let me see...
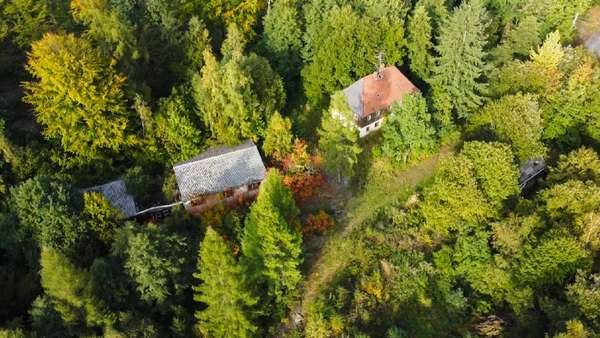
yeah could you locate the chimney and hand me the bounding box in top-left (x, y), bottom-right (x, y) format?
top-left (375, 51), bottom-right (385, 80)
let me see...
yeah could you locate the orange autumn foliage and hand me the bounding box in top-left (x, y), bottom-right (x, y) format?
top-left (304, 210), bottom-right (334, 235)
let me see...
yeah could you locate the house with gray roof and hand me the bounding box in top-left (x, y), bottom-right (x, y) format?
top-left (173, 140), bottom-right (267, 214)
top-left (82, 180), bottom-right (137, 218)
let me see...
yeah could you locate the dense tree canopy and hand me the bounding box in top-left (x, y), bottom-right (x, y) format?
top-left (2, 0), bottom-right (600, 336)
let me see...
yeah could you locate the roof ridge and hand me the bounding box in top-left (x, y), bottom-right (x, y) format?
top-left (174, 141), bottom-right (256, 169)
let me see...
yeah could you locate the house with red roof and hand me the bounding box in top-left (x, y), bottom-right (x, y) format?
top-left (338, 63), bottom-right (418, 137)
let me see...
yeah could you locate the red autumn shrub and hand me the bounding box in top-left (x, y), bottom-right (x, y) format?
top-left (304, 210), bottom-right (334, 235)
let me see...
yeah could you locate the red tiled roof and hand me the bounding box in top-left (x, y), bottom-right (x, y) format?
top-left (360, 66), bottom-right (418, 118)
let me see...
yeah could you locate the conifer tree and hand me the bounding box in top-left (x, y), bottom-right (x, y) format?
top-left (241, 170), bottom-right (302, 319)
top-left (193, 25), bottom-right (285, 145)
top-left (263, 112), bottom-right (294, 161)
top-left (262, 0), bottom-right (302, 85)
top-left (431, 0), bottom-right (489, 119)
top-left (40, 247), bottom-right (105, 327)
top-left (407, 5), bottom-right (434, 81)
top-left (193, 227), bottom-right (257, 338)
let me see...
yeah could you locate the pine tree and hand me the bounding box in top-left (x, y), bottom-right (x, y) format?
top-left (23, 33), bottom-right (133, 164)
top-left (263, 112), bottom-right (294, 161)
top-left (193, 227), bottom-right (257, 338)
top-left (407, 5), bottom-right (434, 81)
top-left (241, 170), bottom-right (302, 319)
top-left (431, 0), bottom-right (489, 119)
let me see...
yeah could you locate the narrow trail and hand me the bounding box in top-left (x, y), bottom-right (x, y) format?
top-left (280, 145), bottom-right (454, 335)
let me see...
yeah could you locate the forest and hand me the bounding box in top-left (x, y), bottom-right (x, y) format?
top-left (1, 0), bottom-right (600, 337)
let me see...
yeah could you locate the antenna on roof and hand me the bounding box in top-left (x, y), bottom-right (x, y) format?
top-left (375, 51), bottom-right (385, 80)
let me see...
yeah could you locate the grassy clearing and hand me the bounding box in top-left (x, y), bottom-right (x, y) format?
top-left (298, 144), bottom-right (454, 316)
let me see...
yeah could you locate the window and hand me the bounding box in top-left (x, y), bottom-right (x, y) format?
top-left (367, 114), bottom-right (372, 121)
top-left (190, 196), bottom-right (206, 207)
top-left (223, 189), bottom-right (234, 198)
top-left (375, 122), bottom-right (379, 127)
top-left (249, 181), bottom-right (261, 190)
top-left (366, 126), bottom-right (370, 132)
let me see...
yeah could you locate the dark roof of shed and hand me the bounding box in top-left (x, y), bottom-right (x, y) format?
top-left (173, 141), bottom-right (266, 202)
top-left (585, 31), bottom-right (600, 57)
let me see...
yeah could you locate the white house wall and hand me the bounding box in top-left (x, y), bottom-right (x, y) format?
top-left (358, 117), bottom-right (384, 138)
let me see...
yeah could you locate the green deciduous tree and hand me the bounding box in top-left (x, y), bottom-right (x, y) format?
top-left (516, 236), bottom-right (591, 289)
top-left (460, 141), bottom-right (520, 209)
top-left (421, 154), bottom-right (493, 238)
top-left (263, 112), bottom-right (294, 161)
top-left (469, 93), bottom-right (546, 162)
top-left (431, 0), bottom-right (489, 119)
top-left (542, 53), bottom-right (600, 149)
top-left (23, 33), bottom-right (134, 163)
top-left (317, 93), bottom-right (362, 183)
top-left (548, 147), bottom-right (600, 185)
top-left (552, 320), bottom-right (591, 338)
top-left (381, 93), bottom-right (437, 164)
top-left (566, 271), bottom-right (600, 323)
top-left (241, 170), bottom-right (302, 319)
top-left (193, 227), bottom-right (257, 338)
top-left (407, 5), bottom-right (434, 81)
top-left (82, 191), bottom-right (119, 245)
top-left (198, 0), bottom-right (262, 41)
top-left (490, 31), bottom-right (567, 98)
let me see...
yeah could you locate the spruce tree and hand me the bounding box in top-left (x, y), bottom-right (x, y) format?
top-left (193, 25), bottom-right (285, 145)
top-left (241, 170), bottom-right (302, 319)
top-left (431, 0), bottom-right (489, 119)
top-left (193, 227), bottom-right (257, 338)
top-left (407, 5), bottom-right (434, 81)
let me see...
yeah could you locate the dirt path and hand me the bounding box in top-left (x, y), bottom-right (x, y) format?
top-left (280, 145), bottom-right (454, 335)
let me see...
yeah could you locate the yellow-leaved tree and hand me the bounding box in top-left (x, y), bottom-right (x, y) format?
top-left (24, 32), bottom-right (134, 164)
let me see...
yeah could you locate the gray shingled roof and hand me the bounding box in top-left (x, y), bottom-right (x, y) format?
top-left (82, 180), bottom-right (137, 218)
top-left (586, 32), bottom-right (600, 58)
top-left (343, 78), bottom-right (364, 117)
top-left (173, 141), bottom-right (266, 202)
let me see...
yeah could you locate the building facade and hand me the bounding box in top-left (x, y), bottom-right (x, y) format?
top-left (173, 141), bottom-right (267, 214)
